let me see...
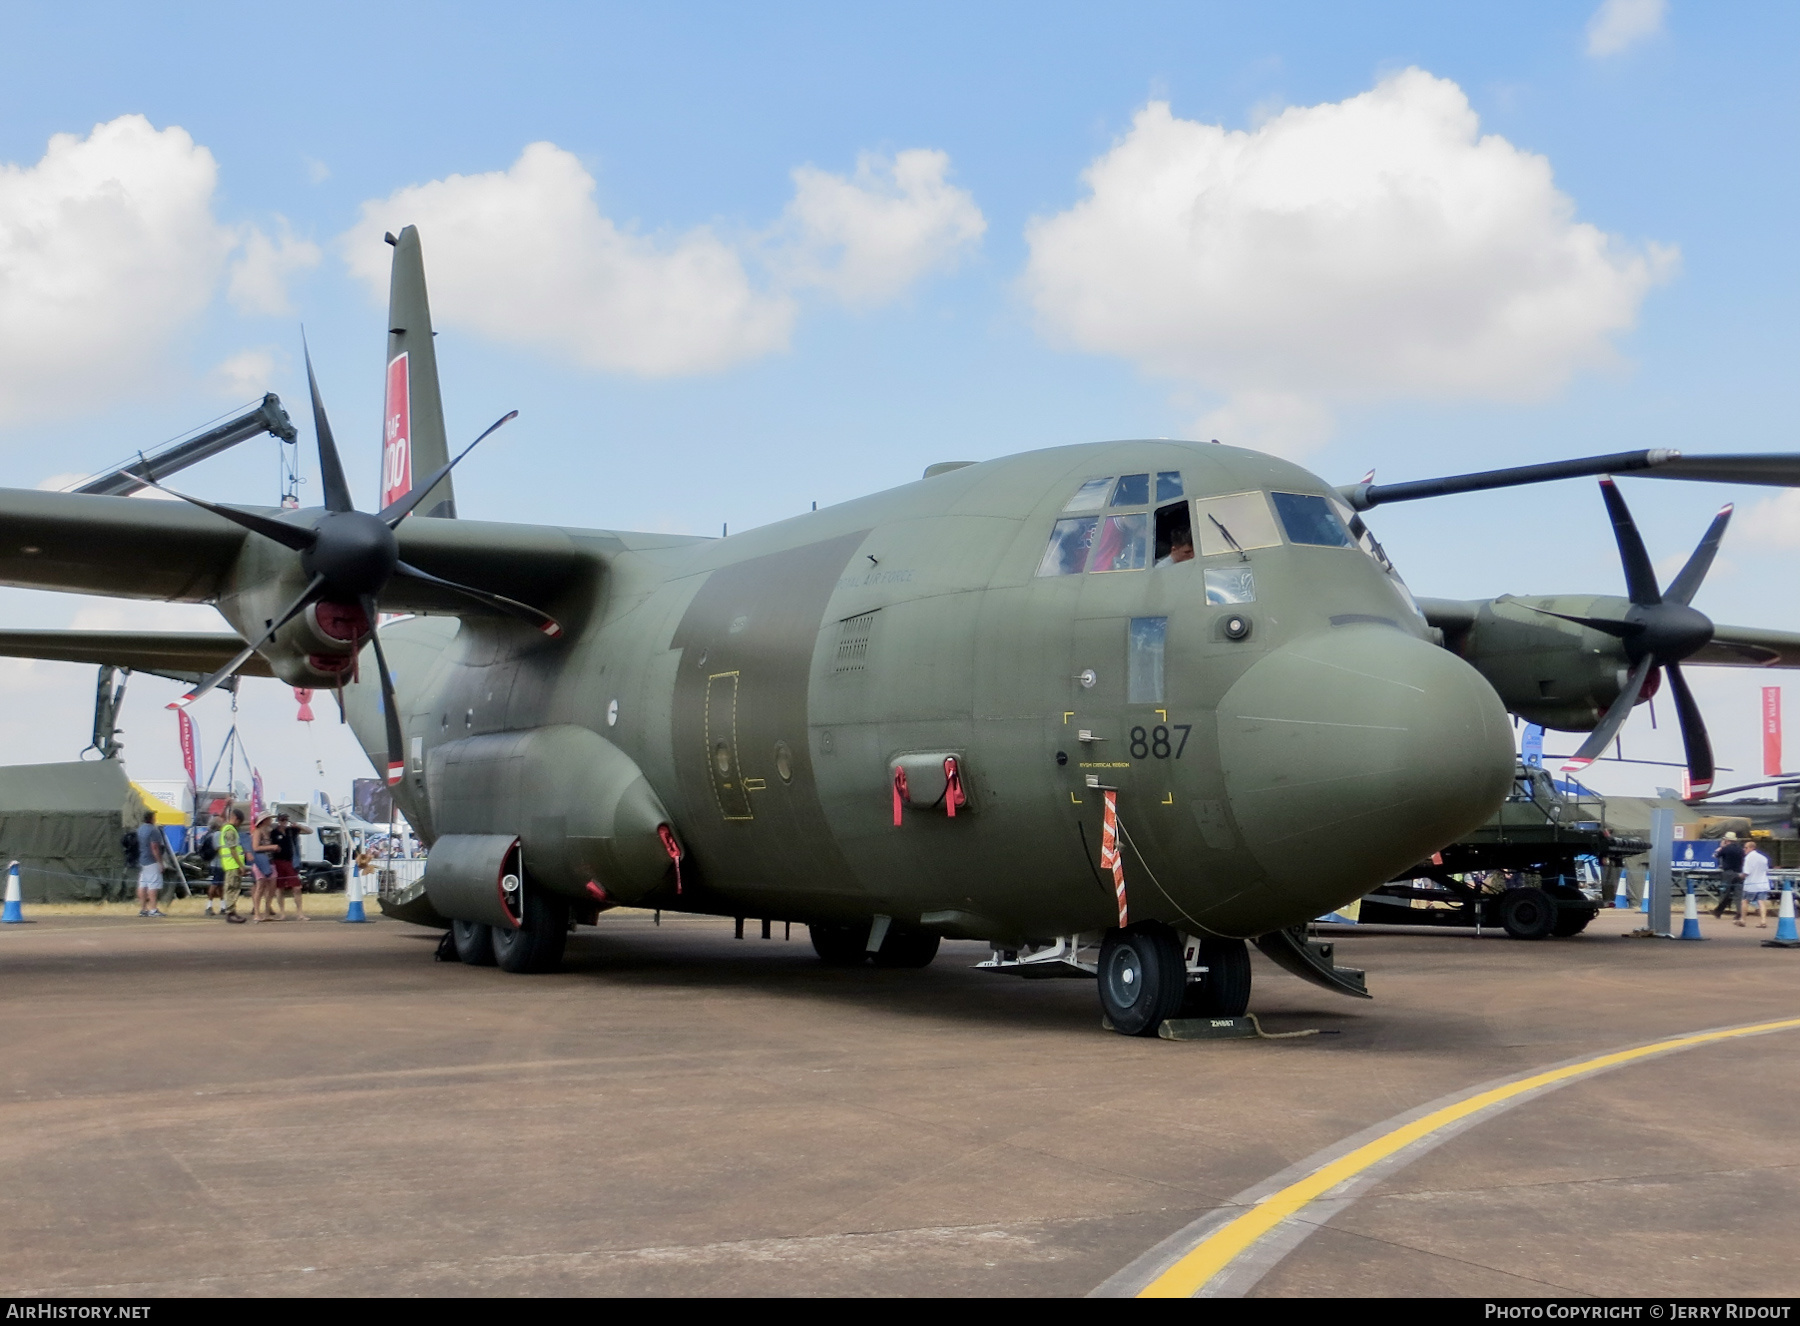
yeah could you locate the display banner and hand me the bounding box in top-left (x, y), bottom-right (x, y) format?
top-left (1764, 687), bottom-right (1782, 777)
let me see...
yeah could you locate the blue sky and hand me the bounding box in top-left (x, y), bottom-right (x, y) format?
top-left (0, 0), bottom-right (1794, 803)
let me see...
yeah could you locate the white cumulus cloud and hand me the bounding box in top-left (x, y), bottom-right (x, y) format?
top-left (208, 346), bottom-right (281, 400)
top-left (1737, 489), bottom-right (1800, 552)
top-left (1023, 69), bottom-right (1676, 457)
top-left (0, 115), bottom-right (233, 426)
top-left (775, 149), bottom-right (985, 307)
top-left (227, 221), bottom-right (320, 315)
top-left (1587, 0), bottom-right (1667, 57)
top-left (342, 142), bottom-right (795, 377)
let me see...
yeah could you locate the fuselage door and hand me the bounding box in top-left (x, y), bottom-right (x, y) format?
top-left (706, 671), bottom-right (755, 821)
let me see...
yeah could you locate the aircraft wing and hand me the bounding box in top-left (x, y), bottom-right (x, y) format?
top-left (0, 487), bottom-right (598, 616)
top-left (1689, 625), bottom-right (1800, 669)
top-left (0, 630), bottom-right (275, 682)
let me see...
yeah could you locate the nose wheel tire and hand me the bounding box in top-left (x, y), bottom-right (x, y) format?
top-left (491, 885), bottom-right (570, 973)
top-left (1180, 935), bottom-right (1252, 1017)
top-left (1499, 887), bottom-right (1557, 941)
top-left (451, 919), bottom-right (496, 966)
top-left (1098, 923), bottom-right (1187, 1036)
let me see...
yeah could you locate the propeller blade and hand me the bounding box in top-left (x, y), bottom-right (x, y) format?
top-left (379, 411), bottom-right (518, 529)
top-left (304, 339), bottom-right (355, 514)
top-left (1664, 503), bottom-right (1734, 607)
top-left (170, 574), bottom-right (328, 707)
top-left (1561, 654), bottom-right (1656, 774)
top-left (1664, 662), bottom-right (1716, 797)
top-left (1597, 479), bottom-right (1661, 607)
top-left (1516, 603), bottom-right (1642, 639)
top-left (1636, 454), bottom-right (1800, 488)
top-left (362, 595), bottom-right (407, 785)
top-left (133, 472), bottom-right (316, 552)
top-left (392, 561), bottom-right (562, 637)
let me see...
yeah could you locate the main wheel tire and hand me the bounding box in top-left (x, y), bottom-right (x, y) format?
top-left (491, 886), bottom-right (570, 973)
top-left (809, 921), bottom-right (871, 967)
top-left (1180, 935), bottom-right (1252, 1017)
top-left (1097, 923), bottom-right (1187, 1036)
top-left (452, 918), bottom-right (496, 966)
top-left (1551, 907), bottom-right (1595, 938)
top-left (1499, 887), bottom-right (1558, 940)
top-left (872, 927), bottom-right (940, 968)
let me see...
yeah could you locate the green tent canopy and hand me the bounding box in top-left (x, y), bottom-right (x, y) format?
top-left (0, 760), bottom-right (145, 903)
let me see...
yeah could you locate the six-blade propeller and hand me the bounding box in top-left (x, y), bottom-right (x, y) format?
top-left (1533, 479), bottom-right (1731, 796)
top-left (146, 343), bottom-right (560, 784)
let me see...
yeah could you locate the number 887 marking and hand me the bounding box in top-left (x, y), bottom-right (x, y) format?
top-left (1129, 724), bottom-right (1190, 760)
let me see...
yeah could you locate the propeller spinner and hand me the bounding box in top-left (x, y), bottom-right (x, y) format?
top-left (146, 343), bottom-right (559, 784)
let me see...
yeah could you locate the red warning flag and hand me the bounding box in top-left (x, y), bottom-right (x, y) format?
top-left (892, 766), bottom-right (909, 826)
top-left (943, 756), bottom-right (965, 818)
top-left (294, 687), bottom-right (316, 723)
top-left (1099, 790), bottom-right (1127, 926)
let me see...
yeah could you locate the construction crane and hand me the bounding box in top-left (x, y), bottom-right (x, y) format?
top-left (72, 394), bottom-right (297, 497)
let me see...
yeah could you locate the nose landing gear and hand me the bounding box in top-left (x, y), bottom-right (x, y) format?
top-left (1098, 923), bottom-right (1254, 1035)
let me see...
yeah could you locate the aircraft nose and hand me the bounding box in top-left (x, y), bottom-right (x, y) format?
top-left (1214, 624), bottom-right (1515, 929)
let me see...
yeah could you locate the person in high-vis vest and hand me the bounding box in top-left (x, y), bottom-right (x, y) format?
top-left (219, 806), bottom-right (249, 924)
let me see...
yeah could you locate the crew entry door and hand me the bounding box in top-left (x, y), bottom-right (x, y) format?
top-left (705, 671), bottom-right (755, 821)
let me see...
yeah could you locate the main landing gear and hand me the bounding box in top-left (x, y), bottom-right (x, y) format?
top-left (1097, 922), bottom-right (1252, 1037)
top-left (440, 882), bottom-right (570, 974)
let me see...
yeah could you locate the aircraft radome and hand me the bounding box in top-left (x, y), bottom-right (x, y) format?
top-left (5, 227), bottom-right (1800, 1036)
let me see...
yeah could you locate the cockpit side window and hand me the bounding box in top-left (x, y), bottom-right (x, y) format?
top-left (1090, 513), bottom-right (1150, 572)
top-left (1270, 492), bottom-right (1355, 548)
top-left (1035, 516), bottom-right (1099, 576)
top-left (1063, 478), bottom-right (1112, 513)
top-left (1155, 471), bottom-right (1184, 502)
top-left (1153, 501), bottom-right (1193, 567)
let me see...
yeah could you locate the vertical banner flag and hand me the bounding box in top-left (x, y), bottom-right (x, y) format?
top-left (1521, 723), bottom-right (1544, 768)
top-left (251, 769), bottom-right (264, 821)
top-left (381, 352), bottom-right (412, 510)
top-left (175, 708), bottom-right (198, 790)
top-left (1100, 790), bottom-right (1128, 926)
top-left (1765, 687), bottom-right (1783, 777)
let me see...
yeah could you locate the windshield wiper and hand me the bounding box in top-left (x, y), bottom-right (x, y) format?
top-left (1209, 514), bottom-right (1249, 562)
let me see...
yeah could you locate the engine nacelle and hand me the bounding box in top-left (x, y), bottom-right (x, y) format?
top-left (1433, 594), bottom-right (1643, 733)
top-left (424, 724), bottom-right (678, 903)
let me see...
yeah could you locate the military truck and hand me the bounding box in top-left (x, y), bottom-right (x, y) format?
top-left (1359, 762), bottom-right (1647, 939)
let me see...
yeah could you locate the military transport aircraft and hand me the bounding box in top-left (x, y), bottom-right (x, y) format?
top-left (4, 227), bottom-right (1800, 1036)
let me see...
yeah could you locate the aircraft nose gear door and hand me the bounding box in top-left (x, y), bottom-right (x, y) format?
top-left (705, 671), bottom-right (754, 821)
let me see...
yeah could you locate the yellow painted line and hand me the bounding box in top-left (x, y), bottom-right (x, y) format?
top-left (1139, 1015), bottom-right (1800, 1298)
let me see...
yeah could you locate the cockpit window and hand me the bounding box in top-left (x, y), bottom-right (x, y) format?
top-left (1153, 502), bottom-right (1193, 566)
top-left (1193, 492), bottom-right (1282, 557)
top-left (1271, 492), bottom-right (1355, 548)
top-left (1035, 516), bottom-right (1099, 576)
top-left (1063, 478), bottom-right (1112, 513)
top-left (1111, 473), bottom-right (1150, 507)
top-left (1090, 513), bottom-right (1150, 572)
top-left (1155, 471), bottom-right (1183, 502)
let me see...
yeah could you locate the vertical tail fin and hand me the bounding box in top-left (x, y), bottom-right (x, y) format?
top-left (382, 226), bottom-right (455, 518)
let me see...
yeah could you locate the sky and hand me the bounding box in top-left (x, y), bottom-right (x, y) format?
top-left (0, 0), bottom-right (1795, 806)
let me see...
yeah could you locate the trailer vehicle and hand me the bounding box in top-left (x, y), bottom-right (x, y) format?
top-left (1358, 762), bottom-right (1647, 939)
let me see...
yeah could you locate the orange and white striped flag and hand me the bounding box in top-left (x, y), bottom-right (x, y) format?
top-left (1100, 790), bottom-right (1127, 926)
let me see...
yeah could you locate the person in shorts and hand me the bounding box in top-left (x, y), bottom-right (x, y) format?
top-left (1740, 842), bottom-right (1772, 928)
top-left (134, 811), bottom-right (165, 917)
top-left (270, 813), bottom-right (313, 920)
top-left (249, 813), bottom-right (277, 922)
top-left (1712, 833), bottom-right (1745, 918)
